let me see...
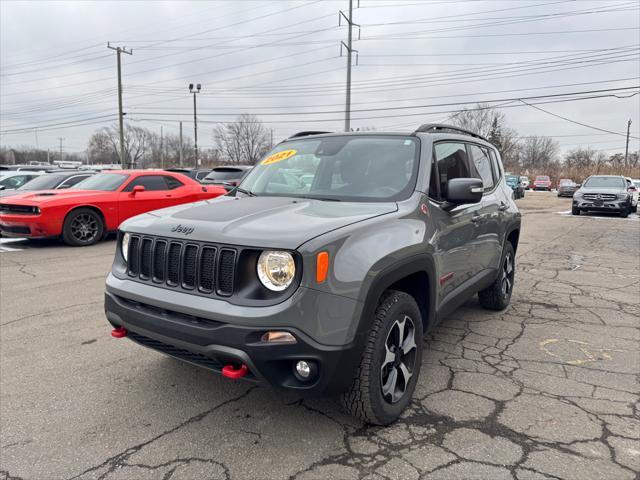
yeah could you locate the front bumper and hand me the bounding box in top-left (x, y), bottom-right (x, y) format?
top-left (104, 281), bottom-right (363, 396)
top-left (0, 213), bottom-right (59, 238)
top-left (573, 198), bottom-right (629, 212)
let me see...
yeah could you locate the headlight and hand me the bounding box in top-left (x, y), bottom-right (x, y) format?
top-left (121, 232), bottom-right (131, 262)
top-left (618, 193), bottom-right (630, 200)
top-left (257, 250), bottom-right (295, 291)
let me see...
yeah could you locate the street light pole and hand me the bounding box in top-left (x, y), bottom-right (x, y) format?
top-left (189, 83), bottom-right (201, 167)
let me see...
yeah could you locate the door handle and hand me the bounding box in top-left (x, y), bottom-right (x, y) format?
top-left (471, 215), bottom-right (482, 223)
top-left (498, 203), bottom-right (508, 211)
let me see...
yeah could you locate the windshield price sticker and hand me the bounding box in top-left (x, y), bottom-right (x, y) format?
top-left (262, 149), bottom-right (297, 165)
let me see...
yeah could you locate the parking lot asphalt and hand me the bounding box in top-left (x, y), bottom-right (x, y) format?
top-left (1, 192), bottom-right (638, 480)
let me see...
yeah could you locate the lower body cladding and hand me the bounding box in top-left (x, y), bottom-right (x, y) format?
top-left (104, 283), bottom-right (363, 397)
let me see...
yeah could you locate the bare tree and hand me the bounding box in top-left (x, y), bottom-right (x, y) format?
top-left (449, 103), bottom-right (505, 138)
top-left (564, 147), bottom-right (606, 169)
top-left (213, 114), bottom-right (271, 165)
top-left (520, 136), bottom-right (559, 170)
top-left (87, 124), bottom-right (152, 167)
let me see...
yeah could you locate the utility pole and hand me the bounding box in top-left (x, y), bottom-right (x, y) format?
top-left (624, 119), bottom-right (632, 166)
top-left (160, 126), bottom-right (164, 168)
top-left (108, 42), bottom-right (133, 169)
top-left (58, 137), bottom-right (64, 163)
top-left (270, 128), bottom-right (274, 147)
top-left (47, 148), bottom-right (50, 164)
top-left (340, 0), bottom-right (359, 132)
top-left (179, 121), bottom-right (184, 167)
top-left (34, 127), bottom-right (39, 150)
top-left (189, 83), bottom-right (201, 167)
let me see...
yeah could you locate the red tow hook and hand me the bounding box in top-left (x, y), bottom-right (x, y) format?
top-left (111, 327), bottom-right (128, 338)
top-left (222, 364), bottom-right (248, 379)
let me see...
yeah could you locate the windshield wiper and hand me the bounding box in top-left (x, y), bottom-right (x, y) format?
top-left (233, 187), bottom-right (258, 197)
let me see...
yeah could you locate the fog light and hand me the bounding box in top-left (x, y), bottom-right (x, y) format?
top-left (261, 331), bottom-right (296, 344)
top-left (296, 361), bottom-right (311, 378)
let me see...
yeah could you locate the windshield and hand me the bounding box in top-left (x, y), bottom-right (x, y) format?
top-left (559, 179), bottom-right (573, 185)
top-left (72, 173), bottom-right (129, 191)
top-left (536, 176), bottom-right (550, 181)
top-left (17, 174), bottom-right (65, 191)
top-left (583, 176), bottom-right (625, 189)
top-left (240, 135), bottom-right (419, 201)
top-left (205, 168), bottom-right (246, 181)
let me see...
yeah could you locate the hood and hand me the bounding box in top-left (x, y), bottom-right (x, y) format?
top-left (121, 195), bottom-right (398, 249)
top-left (0, 189), bottom-right (110, 204)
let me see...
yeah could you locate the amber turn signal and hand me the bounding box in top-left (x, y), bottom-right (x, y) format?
top-left (316, 251), bottom-right (329, 284)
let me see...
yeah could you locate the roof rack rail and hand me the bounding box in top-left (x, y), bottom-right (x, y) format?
top-left (414, 123), bottom-right (488, 142)
top-left (287, 131), bottom-right (332, 140)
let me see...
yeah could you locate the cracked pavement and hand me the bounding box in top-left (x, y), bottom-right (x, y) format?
top-left (1, 192), bottom-right (638, 480)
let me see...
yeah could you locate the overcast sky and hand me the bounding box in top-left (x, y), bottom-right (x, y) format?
top-left (1, 0), bottom-right (639, 156)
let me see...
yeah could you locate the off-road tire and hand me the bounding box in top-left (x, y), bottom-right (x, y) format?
top-left (62, 208), bottom-right (104, 246)
top-left (478, 242), bottom-right (515, 311)
top-left (341, 290), bottom-right (423, 425)
top-left (572, 206), bottom-right (580, 215)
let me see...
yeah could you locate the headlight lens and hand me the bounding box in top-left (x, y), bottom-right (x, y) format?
top-left (121, 232), bottom-right (131, 262)
top-left (257, 250), bottom-right (295, 291)
top-left (617, 193), bottom-right (629, 200)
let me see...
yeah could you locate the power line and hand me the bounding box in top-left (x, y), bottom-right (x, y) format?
top-left (519, 100), bottom-right (640, 140)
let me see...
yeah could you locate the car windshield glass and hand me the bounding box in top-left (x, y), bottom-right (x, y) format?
top-left (240, 135), bottom-right (419, 201)
top-left (72, 173), bottom-right (129, 191)
top-left (536, 176), bottom-right (549, 181)
top-left (17, 174), bottom-right (65, 190)
top-left (205, 169), bottom-right (244, 181)
top-left (559, 180), bottom-right (573, 185)
top-left (583, 176), bottom-right (625, 188)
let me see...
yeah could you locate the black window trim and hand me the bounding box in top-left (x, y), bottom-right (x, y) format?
top-left (466, 141), bottom-right (501, 196)
top-left (122, 174), bottom-right (172, 192)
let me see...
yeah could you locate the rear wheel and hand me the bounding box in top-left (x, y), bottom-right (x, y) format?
top-left (341, 290), bottom-right (423, 425)
top-left (478, 242), bottom-right (515, 311)
top-left (632, 204), bottom-right (637, 213)
top-left (572, 206), bottom-right (581, 215)
top-left (62, 208), bottom-right (104, 246)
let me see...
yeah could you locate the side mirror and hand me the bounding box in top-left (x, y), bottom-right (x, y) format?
top-left (130, 185), bottom-right (145, 196)
top-left (445, 178), bottom-right (483, 205)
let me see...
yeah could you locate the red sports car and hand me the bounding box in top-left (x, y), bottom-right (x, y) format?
top-left (0, 170), bottom-right (226, 246)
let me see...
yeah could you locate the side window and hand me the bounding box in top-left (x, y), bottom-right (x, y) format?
top-left (489, 150), bottom-right (502, 183)
top-left (164, 176), bottom-right (184, 190)
top-left (123, 175), bottom-right (169, 192)
top-left (58, 175), bottom-right (90, 189)
top-left (469, 145), bottom-right (495, 191)
top-left (196, 171), bottom-right (208, 181)
top-left (431, 142), bottom-right (471, 200)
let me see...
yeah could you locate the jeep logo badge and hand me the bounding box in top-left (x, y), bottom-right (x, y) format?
top-left (171, 224), bottom-right (195, 235)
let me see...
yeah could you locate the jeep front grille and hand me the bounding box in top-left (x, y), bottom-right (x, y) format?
top-left (126, 235), bottom-right (237, 297)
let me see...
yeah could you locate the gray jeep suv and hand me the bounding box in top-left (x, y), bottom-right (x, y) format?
top-left (104, 124), bottom-right (521, 424)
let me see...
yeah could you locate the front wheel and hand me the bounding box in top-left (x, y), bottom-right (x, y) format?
top-left (341, 290), bottom-right (423, 425)
top-left (62, 208), bottom-right (104, 246)
top-left (572, 206), bottom-right (581, 215)
top-left (478, 242), bottom-right (515, 311)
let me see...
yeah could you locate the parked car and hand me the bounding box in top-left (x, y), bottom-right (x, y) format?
top-left (164, 168), bottom-right (211, 182)
top-left (520, 176), bottom-right (530, 190)
top-left (557, 178), bottom-right (578, 197)
top-left (533, 175), bottom-right (552, 191)
top-left (505, 174), bottom-right (524, 199)
top-left (572, 175), bottom-right (634, 217)
top-left (0, 171), bottom-right (44, 191)
top-left (0, 170), bottom-right (226, 246)
top-left (105, 124), bottom-right (521, 425)
top-left (0, 170), bottom-right (95, 198)
top-left (624, 177), bottom-right (638, 212)
top-left (201, 165), bottom-right (253, 191)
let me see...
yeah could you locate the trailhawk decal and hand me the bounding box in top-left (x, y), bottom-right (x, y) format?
top-left (262, 149), bottom-right (297, 165)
